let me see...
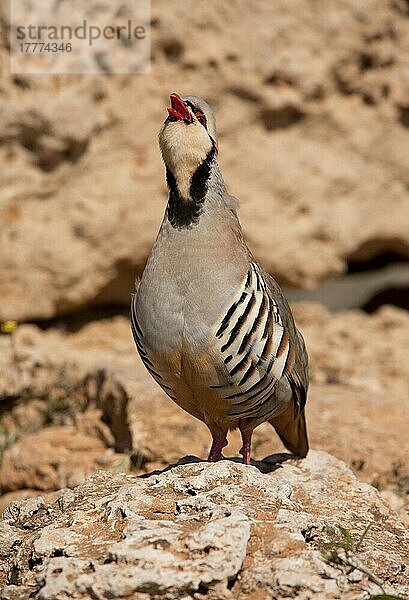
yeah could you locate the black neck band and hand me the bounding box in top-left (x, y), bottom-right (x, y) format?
top-left (166, 145), bottom-right (216, 229)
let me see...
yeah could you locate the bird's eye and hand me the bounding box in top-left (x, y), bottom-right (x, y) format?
top-left (195, 112), bottom-right (207, 128)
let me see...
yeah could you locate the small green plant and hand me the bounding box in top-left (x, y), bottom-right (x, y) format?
top-left (321, 524), bottom-right (404, 600)
top-left (322, 522), bottom-right (372, 564)
top-left (370, 596), bottom-right (406, 600)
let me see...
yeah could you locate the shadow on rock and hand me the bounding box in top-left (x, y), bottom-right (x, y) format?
top-left (139, 452), bottom-right (296, 478)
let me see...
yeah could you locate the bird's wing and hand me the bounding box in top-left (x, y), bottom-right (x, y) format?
top-left (130, 290), bottom-right (177, 400)
top-left (264, 270), bottom-right (309, 413)
top-left (211, 261), bottom-right (308, 420)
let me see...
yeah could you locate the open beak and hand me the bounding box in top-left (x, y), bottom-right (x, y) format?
top-left (167, 92), bottom-right (192, 122)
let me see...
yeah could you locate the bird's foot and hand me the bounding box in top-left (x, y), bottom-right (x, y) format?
top-left (239, 432), bottom-right (252, 465)
top-left (207, 437), bottom-right (228, 462)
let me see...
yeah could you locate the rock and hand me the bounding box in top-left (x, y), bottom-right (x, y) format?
top-left (0, 452), bottom-right (408, 599)
top-left (0, 490), bottom-right (62, 516)
top-left (1, 1), bottom-right (409, 320)
top-left (292, 303), bottom-right (409, 398)
top-left (0, 319), bottom-right (133, 498)
top-left (0, 426), bottom-right (118, 492)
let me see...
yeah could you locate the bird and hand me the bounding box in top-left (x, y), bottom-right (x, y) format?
top-left (131, 92), bottom-right (309, 464)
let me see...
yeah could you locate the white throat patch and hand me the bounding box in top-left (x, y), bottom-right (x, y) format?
top-left (159, 120), bottom-right (213, 199)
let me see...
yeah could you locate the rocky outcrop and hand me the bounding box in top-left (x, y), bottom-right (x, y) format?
top-left (1, 0), bottom-right (409, 320)
top-left (0, 452), bottom-right (408, 599)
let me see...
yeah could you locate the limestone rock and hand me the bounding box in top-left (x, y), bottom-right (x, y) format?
top-left (0, 427), bottom-right (117, 493)
top-left (0, 453), bottom-right (408, 599)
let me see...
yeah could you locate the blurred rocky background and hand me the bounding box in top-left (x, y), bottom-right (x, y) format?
top-left (0, 1), bottom-right (408, 598)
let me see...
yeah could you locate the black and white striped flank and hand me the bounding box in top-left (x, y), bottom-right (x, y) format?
top-left (213, 262), bottom-right (291, 420)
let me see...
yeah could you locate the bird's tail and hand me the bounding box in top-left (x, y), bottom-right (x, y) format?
top-left (269, 404), bottom-right (309, 458)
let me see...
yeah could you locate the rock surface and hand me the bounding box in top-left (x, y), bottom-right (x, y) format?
top-left (0, 426), bottom-right (118, 493)
top-left (1, 0), bottom-right (409, 320)
top-left (0, 452), bottom-right (408, 599)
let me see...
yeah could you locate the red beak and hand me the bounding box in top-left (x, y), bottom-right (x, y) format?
top-left (167, 93), bottom-right (192, 122)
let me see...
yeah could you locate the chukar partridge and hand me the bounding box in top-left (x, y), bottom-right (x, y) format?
top-left (131, 93), bottom-right (309, 464)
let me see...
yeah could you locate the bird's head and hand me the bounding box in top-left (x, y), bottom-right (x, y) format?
top-left (159, 93), bottom-right (217, 198)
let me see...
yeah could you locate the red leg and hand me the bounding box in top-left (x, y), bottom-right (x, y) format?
top-left (208, 437), bottom-right (228, 462)
top-left (239, 431), bottom-right (252, 465)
